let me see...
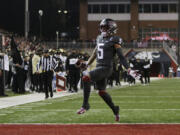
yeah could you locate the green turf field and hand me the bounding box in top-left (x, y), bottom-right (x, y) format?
top-left (0, 78), bottom-right (180, 124)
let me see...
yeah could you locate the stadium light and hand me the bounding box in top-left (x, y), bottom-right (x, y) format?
top-left (38, 10), bottom-right (43, 39)
top-left (25, 0), bottom-right (29, 39)
top-left (64, 10), bottom-right (68, 14)
top-left (58, 10), bottom-right (62, 14)
top-left (57, 10), bottom-right (68, 14)
top-left (56, 31), bottom-right (59, 49)
top-left (38, 10), bottom-right (43, 16)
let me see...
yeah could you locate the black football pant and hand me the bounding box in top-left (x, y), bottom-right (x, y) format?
top-left (37, 73), bottom-right (43, 92)
top-left (69, 70), bottom-right (80, 92)
top-left (82, 80), bottom-right (117, 115)
top-left (33, 73), bottom-right (43, 92)
top-left (82, 66), bottom-right (117, 115)
top-left (7, 70), bottom-right (12, 88)
top-left (12, 69), bottom-right (26, 93)
top-left (114, 70), bottom-right (121, 85)
top-left (32, 74), bottom-right (38, 91)
top-left (144, 70), bottom-right (150, 84)
top-left (43, 71), bottom-right (53, 98)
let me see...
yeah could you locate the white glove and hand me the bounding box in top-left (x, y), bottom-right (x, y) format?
top-left (128, 69), bottom-right (141, 80)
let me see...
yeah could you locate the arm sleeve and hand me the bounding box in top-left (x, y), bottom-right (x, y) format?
top-left (116, 47), bottom-right (129, 70)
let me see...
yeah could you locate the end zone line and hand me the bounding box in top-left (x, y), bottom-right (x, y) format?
top-left (0, 123), bottom-right (180, 125)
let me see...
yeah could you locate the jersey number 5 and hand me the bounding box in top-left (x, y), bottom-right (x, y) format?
top-left (97, 43), bottom-right (104, 59)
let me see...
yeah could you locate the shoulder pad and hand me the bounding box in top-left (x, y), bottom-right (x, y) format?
top-left (110, 36), bottom-right (123, 45)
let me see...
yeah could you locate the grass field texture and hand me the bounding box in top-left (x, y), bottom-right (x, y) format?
top-left (0, 78), bottom-right (180, 124)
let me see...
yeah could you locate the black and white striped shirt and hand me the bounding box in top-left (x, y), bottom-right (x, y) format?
top-left (37, 55), bottom-right (57, 72)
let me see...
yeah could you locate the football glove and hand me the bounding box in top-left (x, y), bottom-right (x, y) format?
top-left (75, 59), bottom-right (88, 71)
top-left (128, 69), bottom-right (141, 80)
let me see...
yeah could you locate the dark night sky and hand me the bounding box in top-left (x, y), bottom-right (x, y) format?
top-left (0, 0), bottom-right (79, 39)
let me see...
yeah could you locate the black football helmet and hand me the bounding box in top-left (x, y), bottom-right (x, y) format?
top-left (100, 18), bottom-right (117, 37)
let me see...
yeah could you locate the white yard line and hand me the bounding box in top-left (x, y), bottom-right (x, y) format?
top-left (91, 96), bottom-right (180, 98)
top-left (71, 101), bottom-right (180, 104)
top-left (4, 108), bottom-right (180, 112)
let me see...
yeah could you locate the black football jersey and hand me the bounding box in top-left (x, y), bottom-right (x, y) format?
top-left (96, 35), bottom-right (123, 67)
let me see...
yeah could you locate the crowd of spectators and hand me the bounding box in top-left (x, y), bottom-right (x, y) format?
top-left (0, 35), bottom-right (93, 97)
top-left (0, 34), bottom-right (180, 97)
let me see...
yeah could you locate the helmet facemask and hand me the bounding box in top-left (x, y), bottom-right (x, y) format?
top-left (100, 19), bottom-right (118, 38)
top-left (100, 25), bottom-right (109, 37)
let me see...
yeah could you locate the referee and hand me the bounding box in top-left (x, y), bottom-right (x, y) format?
top-left (37, 50), bottom-right (57, 99)
top-left (0, 53), bottom-right (8, 96)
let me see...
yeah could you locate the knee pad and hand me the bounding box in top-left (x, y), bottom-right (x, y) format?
top-left (82, 75), bottom-right (91, 82)
top-left (98, 90), bottom-right (106, 96)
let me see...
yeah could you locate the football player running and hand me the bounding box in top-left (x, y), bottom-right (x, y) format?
top-left (76, 18), bottom-right (139, 122)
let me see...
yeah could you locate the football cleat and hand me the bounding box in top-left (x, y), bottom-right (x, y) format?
top-left (77, 107), bottom-right (87, 114)
top-left (114, 106), bottom-right (120, 122)
top-left (115, 115), bottom-right (120, 122)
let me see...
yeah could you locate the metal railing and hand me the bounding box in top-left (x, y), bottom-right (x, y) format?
top-left (44, 41), bottom-right (164, 49)
top-left (45, 41), bottom-right (96, 50)
top-left (163, 41), bottom-right (178, 65)
top-left (44, 41), bottom-right (179, 65)
top-left (122, 42), bottom-right (163, 49)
